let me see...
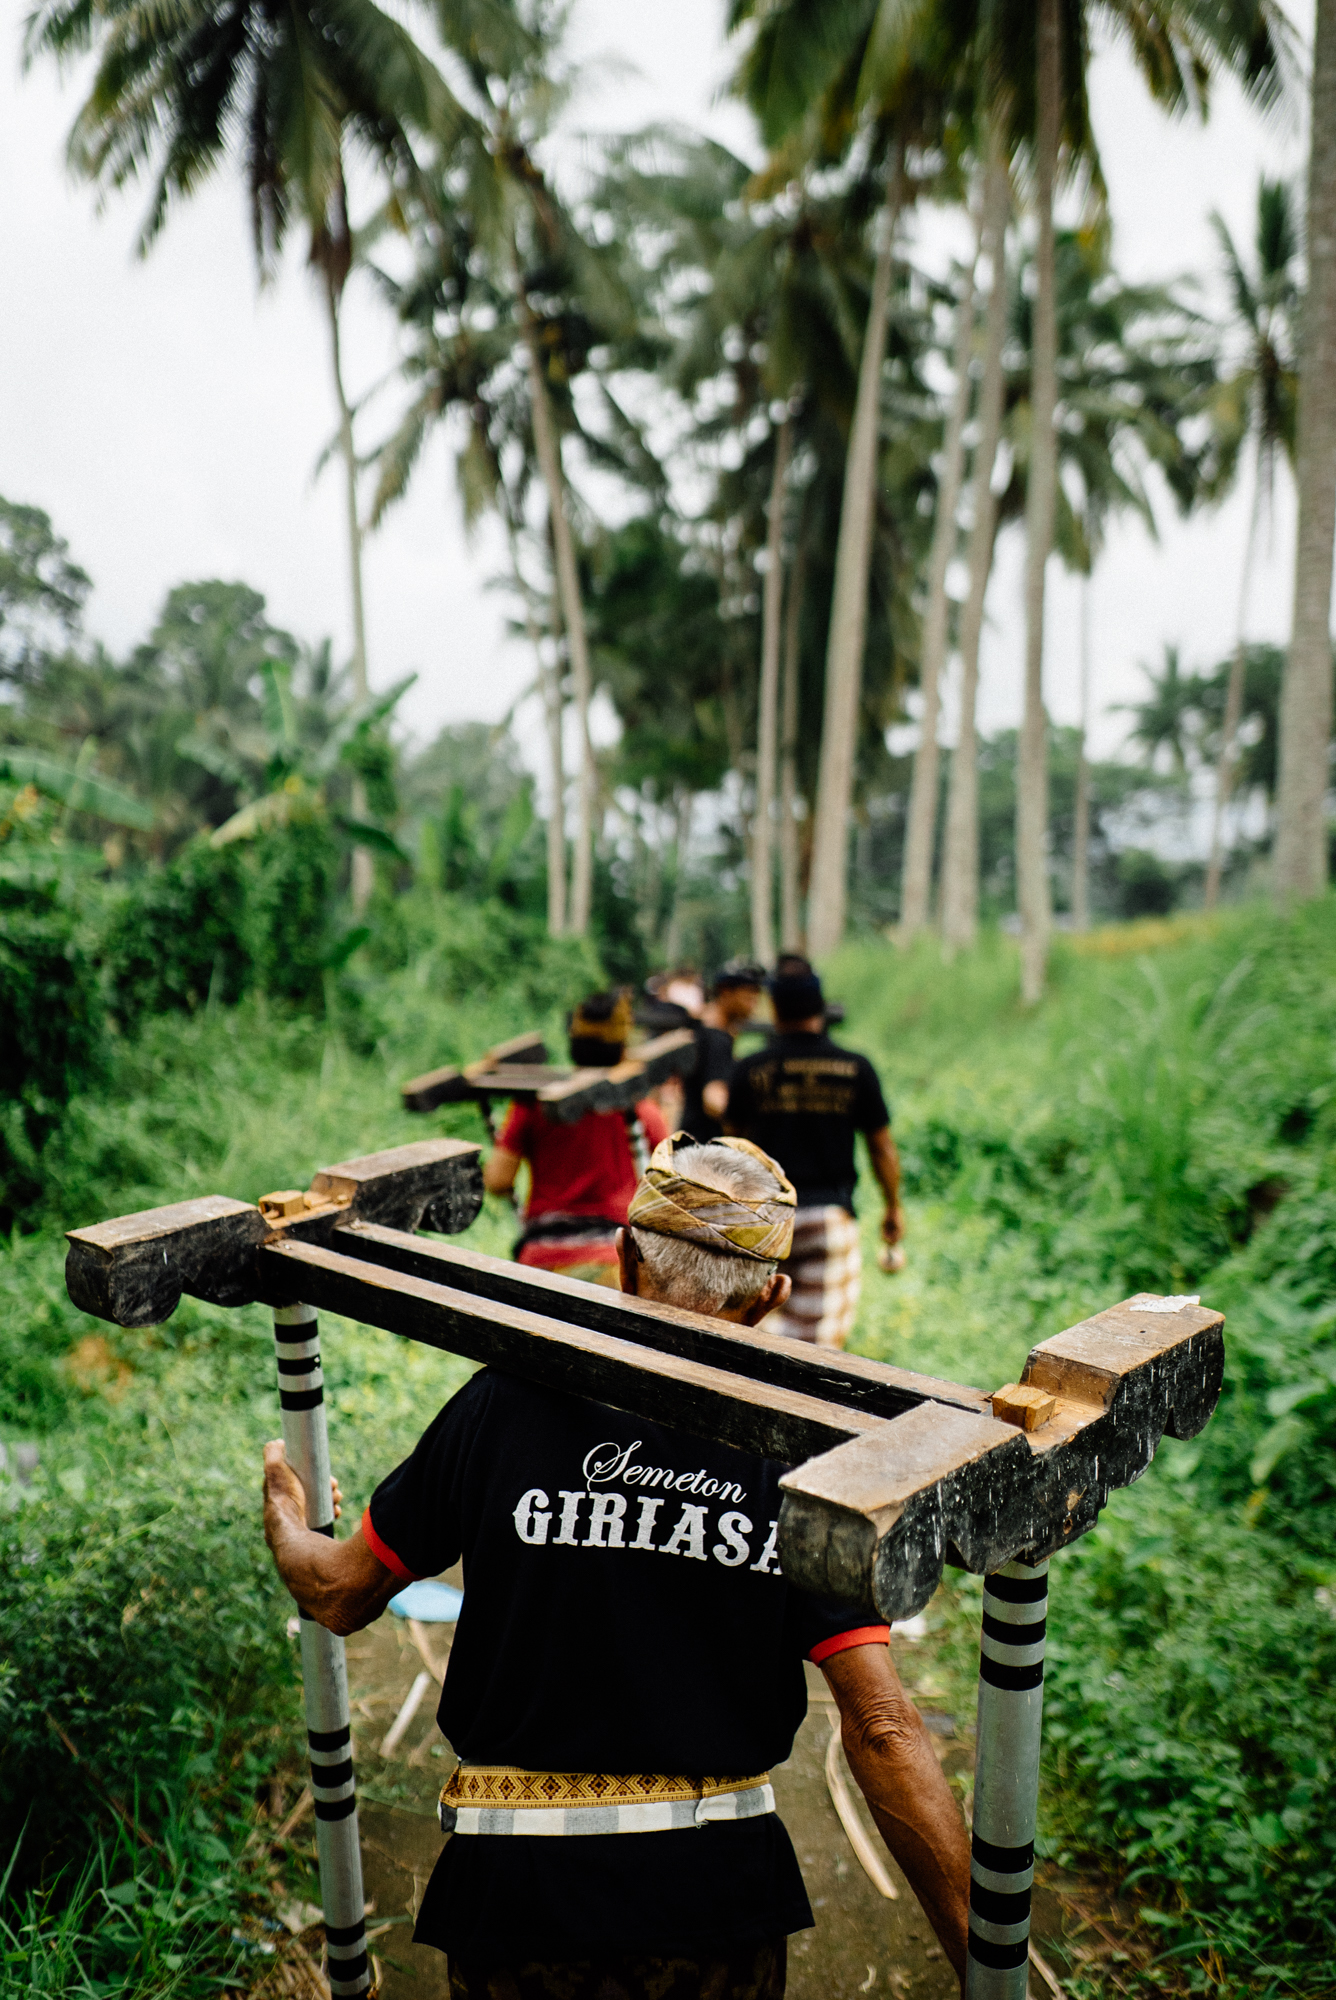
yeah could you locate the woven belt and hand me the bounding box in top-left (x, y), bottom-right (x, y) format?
top-left (438, 1765), bottom-right (775, 1836)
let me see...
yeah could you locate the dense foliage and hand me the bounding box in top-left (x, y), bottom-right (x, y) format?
top-left (838, 902), bottom-right (1336, 1992)
top-left (1, 898), bottom-right (1333, 1993)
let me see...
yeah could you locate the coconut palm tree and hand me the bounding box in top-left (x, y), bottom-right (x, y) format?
top-left (940, 140), bottom-right (1010, 955)
top-left (729, 0), bottom-right (974, 958)
top-left (24, 0), bottom-right (472, 909)
top-left (899, 219), bottom-right (981, 941)
top-left (1122, 645), bottom-right (1200, 771)
top-left (1274, 0), bottom-right (1336, 904)
top-left (1202, 177), bottom-right (1298, 907)
top-left (592, 127), bottom-right (892, 956)
top-left (942, 218), bottom-right (1213, 951)
top-left (358, 8), bottom-right (631, 936)
top-left (1006, 0), bottom-right (1287, 998)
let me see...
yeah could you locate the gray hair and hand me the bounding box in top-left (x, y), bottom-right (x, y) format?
top-left (629, 1142), bottom-right (781, 1314)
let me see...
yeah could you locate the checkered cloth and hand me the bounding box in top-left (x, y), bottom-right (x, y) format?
top-left (438, 1766), bottom-right (775, 1837)
top-left (764, 1205), bottom-right (862, 1349)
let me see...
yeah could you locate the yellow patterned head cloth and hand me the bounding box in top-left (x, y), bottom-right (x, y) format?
top-left (628, 1133), bottom-right (796, 1263)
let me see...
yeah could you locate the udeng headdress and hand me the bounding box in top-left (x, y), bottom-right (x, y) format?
top-left (627, 1133), bottom-right (796, 1263)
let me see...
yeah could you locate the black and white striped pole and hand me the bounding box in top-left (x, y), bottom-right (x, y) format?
top-left (965, 1559), bottom-right (1049, 2000)
top-left (273, 1303), bottom-right (371, 2000)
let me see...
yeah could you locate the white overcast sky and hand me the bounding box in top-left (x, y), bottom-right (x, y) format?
top-left (0, 0), bottom-right (1314, 770)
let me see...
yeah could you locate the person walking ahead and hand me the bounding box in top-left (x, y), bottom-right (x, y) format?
top-left (679, 958), bottom-right (766, 1143)
top-left (483, 991), bottom-right (668, 1285)
top-left (725, 957), bottom-right (902, 1348)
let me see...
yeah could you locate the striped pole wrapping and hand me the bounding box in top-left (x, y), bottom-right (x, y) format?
top-left (273, 1304), bottom-right (371, 2000)
top-left (964, 1558), bottom-right (1049, 2000)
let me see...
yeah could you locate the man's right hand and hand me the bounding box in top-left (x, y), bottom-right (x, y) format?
top-left (263, 1439), bottom-right (307, 1544)
top-left (882, 1203), bottom-right (905, 1246)
top-left (261, 1443), bottom-right (398, 1636)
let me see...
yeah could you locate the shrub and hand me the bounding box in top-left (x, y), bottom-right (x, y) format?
top-left (102, 838), bottom-right (253, 1027)
top-left (0, 1463), bottom-right (299, 1876)
top-left (0, 867), bottom-right (107, 1227)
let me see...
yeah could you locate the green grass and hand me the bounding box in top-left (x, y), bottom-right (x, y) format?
top-left (833, 903), bottom-right (1336, 1994)
top-left (3, 896), bottom-right (1336, 1993)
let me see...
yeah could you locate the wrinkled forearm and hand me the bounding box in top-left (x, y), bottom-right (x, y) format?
top-left (265, 1515), bottom-right (397, 1637)
top-left (824, 1649), bottom-right (970, 1985)
top-left (842, 1703), bottom-right (970, 1981)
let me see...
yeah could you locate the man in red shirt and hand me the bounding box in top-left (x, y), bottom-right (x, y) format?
top-left (482, 991), bottom-right (669, 1284)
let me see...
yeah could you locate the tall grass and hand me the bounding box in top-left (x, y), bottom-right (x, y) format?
top-left (4, 896), bottom-right (1336, 1992)
top-left (834, 900), bottom-right (1336, 1991)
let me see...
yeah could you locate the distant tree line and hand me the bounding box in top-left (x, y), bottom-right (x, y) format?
top-left (9, 0), bottom-right (1336, 1009)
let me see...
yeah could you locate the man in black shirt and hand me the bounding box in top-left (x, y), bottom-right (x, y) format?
top-left (726, 958), bottom-right (902, 1349)
top-left (262, 1136), bottom-right (966, 2000)
top-left (679, 959), bottom-right (766, 1143)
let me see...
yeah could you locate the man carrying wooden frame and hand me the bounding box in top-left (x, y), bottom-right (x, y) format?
top-left (261, 1135), bottom-right (972, 1998)
top-left (65, 1131), bottom-right (1224, 2000)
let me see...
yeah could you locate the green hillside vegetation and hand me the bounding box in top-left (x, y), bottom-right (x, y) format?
top-left (1, 900), bottom-right (1334, 1994)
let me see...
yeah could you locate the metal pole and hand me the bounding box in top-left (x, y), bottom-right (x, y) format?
top-left (964, 1558), bottom-right (1049, 2000)
top-left (273, 1303), bottom-right (371, 2000)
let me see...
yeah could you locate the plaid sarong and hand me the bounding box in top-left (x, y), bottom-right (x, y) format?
top-left (438, 1766), bottom-right (774, 1837)
top-left (764, 1205), bottom-right (862, 1349)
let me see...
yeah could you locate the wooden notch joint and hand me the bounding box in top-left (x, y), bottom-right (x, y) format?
top-left (989, 1383), bottom-right (1057, 1432)
top-left (259, 1179), bottom-right (354, 1225)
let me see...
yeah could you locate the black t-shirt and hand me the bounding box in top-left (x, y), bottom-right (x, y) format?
top-left (363, 1370), bottom-right (883, 1962)
top-left (726, 1031), bottom-right (890, 1212)
top-left (679, 1023), bottom-right (736, 1143)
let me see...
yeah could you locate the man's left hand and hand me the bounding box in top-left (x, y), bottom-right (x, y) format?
top-left (882, 1203), bottom-right (905, 1246)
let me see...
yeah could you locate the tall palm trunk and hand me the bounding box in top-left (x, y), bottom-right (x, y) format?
top-left (321, 228), bottom-right (374, 915)
top-left (751, 415), bottom-right (793, 962)
top-left (539, 629), bottom-right (568, 936)
top-left (807, 165), bottom-right (903, 958)
top-left (1017, 0), bottom-right (1061, 1003)
top-left (1274, 0), bottom-right (1336, 905)
top-left (523, 313), bottom-right (595, 935)
top-left (507, 523), bottom-right (567, 935)
top-left (664, 789), bottom-right (694, 964)
top-left (780, 545), bottom-right (806, 950)
top-left (1072, 578), bottom-right (1092, 932)
top-left (1205, 463), bottom-right (1264, 908)
top-left (941, 148), bottom-right (1010, 956)
top-left (899, 219), bottom-right (981, 940)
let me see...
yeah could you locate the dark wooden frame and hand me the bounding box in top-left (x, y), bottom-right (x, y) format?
top-left (400, 1029), bottom-right (698, 1122)
top-left (65, 1139), bottom-right (1223, 1620)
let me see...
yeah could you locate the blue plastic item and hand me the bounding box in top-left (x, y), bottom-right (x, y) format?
top-left (388, 1579), bottom-right (464, 1623)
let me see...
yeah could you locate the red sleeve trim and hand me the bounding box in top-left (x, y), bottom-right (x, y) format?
top-left (809, 1625), bottom-right (891, 1666)
top-left (361, 1506), bottom-right (420, 1584)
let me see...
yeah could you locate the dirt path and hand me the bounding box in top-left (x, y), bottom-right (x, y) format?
top-left (334, 1600), bottom-right (1097, 1999)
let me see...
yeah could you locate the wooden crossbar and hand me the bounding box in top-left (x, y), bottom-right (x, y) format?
top-left (400, 1028), bottom-right (697, 1122)
top-left (62, 1138), bottom-right (1225, 1619)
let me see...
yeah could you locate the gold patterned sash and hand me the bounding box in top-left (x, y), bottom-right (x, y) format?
top-left (437, 1765), bottom-right (776, 1836)
top-left (440, 1766), bottom-right (768, 1810)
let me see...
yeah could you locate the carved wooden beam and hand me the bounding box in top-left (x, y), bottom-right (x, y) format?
top-left (64, 1162), bottom-right (1223, 1619)
top-left (258, 1236), bottom-right (887, 1463)
top-left (400, 1033), bottom-right (549, 1112)
top-left (63, 1139), bottom-right (484, 1328)
top-left (778, 1294), bottom-right (1223, 1613)
top-left (400, 1029), bottom-right (697, 1123)
top-left (335, 1220), bottom-right (992, 1422)
top-left (249, 1231), bottom-right (1221, 1620)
